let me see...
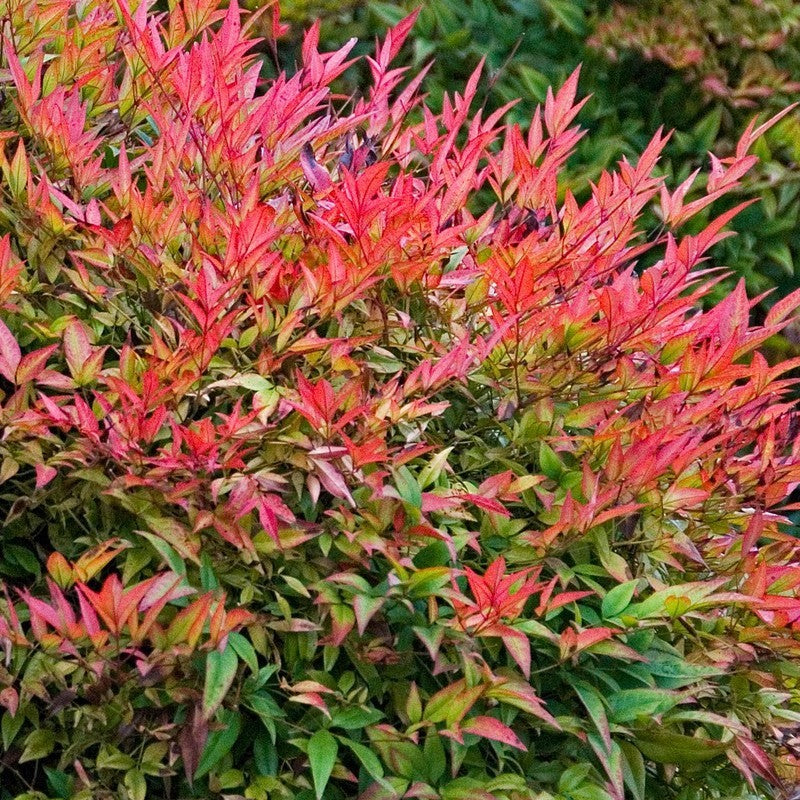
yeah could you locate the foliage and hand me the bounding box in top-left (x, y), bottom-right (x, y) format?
top-left (0, 1), bottom-right (800, 800)
top-left (273, 0), bottom-right (800, 344)
top-left (588, 0), bottom-right (800, 333)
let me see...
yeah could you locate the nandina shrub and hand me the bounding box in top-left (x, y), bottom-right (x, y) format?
top-left (1, 2), bottom-right (800, 799)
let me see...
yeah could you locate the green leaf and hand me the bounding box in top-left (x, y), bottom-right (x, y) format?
top-left (517, 65), bottom-right (551, 103)
top-left (591, 529), bottom-right (631, 583)
top-left (2, 709), bottom-right (25, 750)
top-left (329, 706), bottom-right (383, 730)
top-left (558, 762), bottom-right (592, 793)
top-left (203, 643), bottom-right (239, 719)
top-left (19, 729), bottom-right (56, 764)
top-left (633, 728), bottom-right (728, 764)
top-left (353, 594), bottom-right (384, 634)
top-left (624, 579), bottom-right (729, 620)
top-left (619, 740), bottom-right (646, 800)
top-left (646, 656), bottom-right (724, 688)
top-left (571, 679), bottom-right (611, 753)
top-left (19, 729), bottom-right (55, 763)
top-left (341, 737), bottom-right (385, 782)
top-left (8, 141), bottom-right (29, 201)
top-left (418, 447), bottom-right (453, 489)
top-left (607, 689), bottom-right (684, 723)
top-left (601, 580), bottom-right (638, 619)
top-left (253, 729), bottom-right (278, 776)
top-left (394, 466), bottom-right (422, 509)
top-left (217, 768), bottom-right (244, 789)
top-left (200, 553), bottom-right (219, 590)
top-left (571, 785), bottom-right (616, 800)
top-left (228, 632), bottom-right (259, 674)
top-left (691, 107), bottom-right (722, 149)
top-left (365, 349), bottom-right (404, 374)
top-left (767, 242), bottom-right (794, 275)
top-left (441, 776), bottom-right (498, 800)
top-left (44, 767), bottom-right (73, 799)
top-left (124, 768), bottom-right (147, 800)
top-left (96, 744), bottom-right (136, 770)
top-left (538, 442), bottom-right (564, 480)
top-left (406, 683), bottom-right (422, 724)
top-left (663, 594), bottom-right (692, 617)
top-left (282, 574), bottom-right (312, 597)
top-left (413, 540), bottom-right (451, 568)
top-left (423, 729), bottom-right (447, 784)
top-left (424, 680), bottom-right (484, 726)
top-left (368, 1), bottom-right (407, 26)
top-left (308, 729), bottom-right (338, 800)
top-left (247, 692), bottom-right (282, 741)
top-left (195, 708), bottom-right (242, 779)
top-left (5, 544), bottom-right (40, 576)
top-left (238, 326), bottom-right (259, 348)
top-left (406, 567), bottom-right (450, 599)
top-left (236, 374), bottom-right (275, 392)
top-left (136, 527), bottom-right (192, 573)
top-left (542, 0), bottom-right (587, 34)
top-left (414, 626), bottom-right (445, 663)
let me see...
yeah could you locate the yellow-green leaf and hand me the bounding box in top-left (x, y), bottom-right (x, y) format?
top-left (20, 729), bottom-right (55, 763)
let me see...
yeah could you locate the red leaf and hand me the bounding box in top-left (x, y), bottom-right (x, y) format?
top-left (766, 286), bottom-right (800, 327)
top-left (269, 4), bottom-right (290, 39)
top-left (476, 622), bottom-right (532, 678)
top-left (111, 216), bottom-right (133, 247)
top-left (734, 737), bottom-right (782, 788)
top-left (15, 345), bottom-right (58, 385)
top-left (541, 590), bottom-right (594, 613)
top-left (289, 692), bottom-right (331, 717)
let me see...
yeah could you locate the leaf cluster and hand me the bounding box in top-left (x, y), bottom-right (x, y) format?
top-left (274, 0), bottom-right (800, 355)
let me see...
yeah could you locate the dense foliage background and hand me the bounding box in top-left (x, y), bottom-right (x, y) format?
top-left (1, 1), bottom-right (800, 800)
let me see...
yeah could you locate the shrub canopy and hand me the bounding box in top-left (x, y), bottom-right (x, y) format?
top-left (278, 0), bottom-right (800, 354)
top-left (1, 1), bottom-right (800, 799)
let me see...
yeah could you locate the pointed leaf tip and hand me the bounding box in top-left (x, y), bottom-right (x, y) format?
top-left (308, 729), bottom-right (338, 800)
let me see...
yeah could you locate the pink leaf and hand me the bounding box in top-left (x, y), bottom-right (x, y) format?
top-left (289, 692), bottom-right (331, 718)
top-left (461, 715), bottom-right (527, 751)
top-left (300, 143), bottom-right (332, 192)
top-left (35, 464), bottom-right (57, 489)
top-left (0, 318), bottom-right (21, 383)
top-left (0, 686), bottom-right (19, 717)
top-left (487, 679), bottom-right (559, 728)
